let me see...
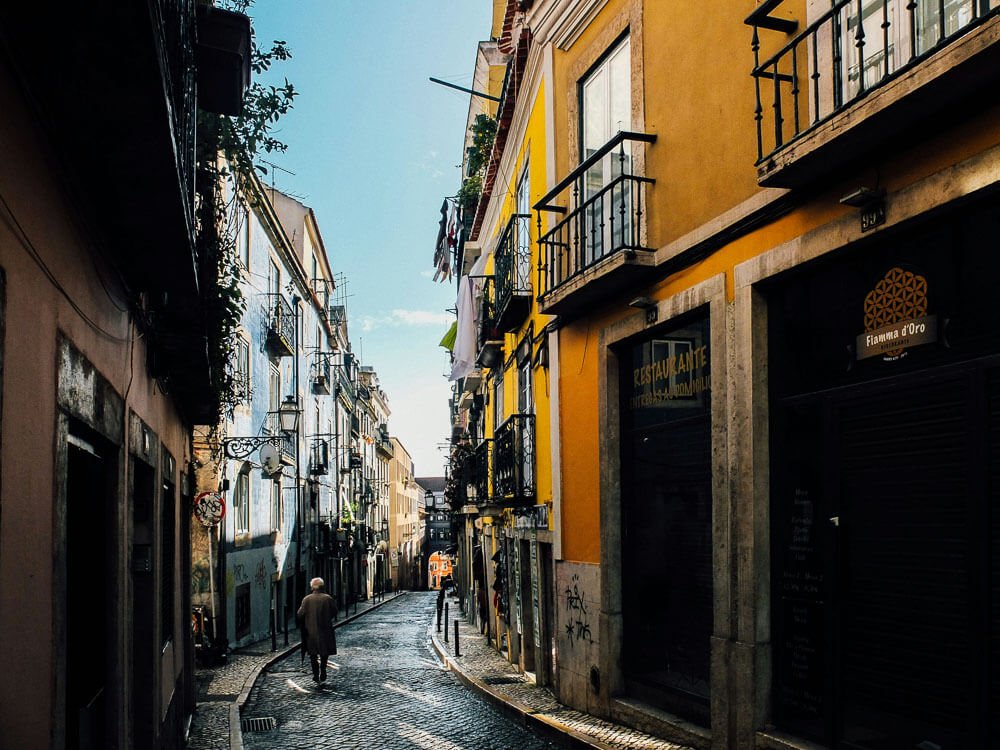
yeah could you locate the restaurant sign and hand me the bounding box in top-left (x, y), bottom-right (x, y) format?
top-left (629, 334), bottom-right (710, 411)
top-left (856, 267), bottom-right (936, 361)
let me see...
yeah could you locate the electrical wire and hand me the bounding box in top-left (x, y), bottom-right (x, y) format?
top-left (0, 188), bottom-right (130, 343)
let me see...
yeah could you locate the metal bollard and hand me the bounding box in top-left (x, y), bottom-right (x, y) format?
top-left (436, 605), bottom-right (442, 632)
top-left (454, 620), bottom-right (460, 657)
top-left (444, 602), bottom-right (449, 642)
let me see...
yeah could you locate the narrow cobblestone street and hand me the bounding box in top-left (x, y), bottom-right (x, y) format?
top-left (240, 592), bottom-right (558, 749)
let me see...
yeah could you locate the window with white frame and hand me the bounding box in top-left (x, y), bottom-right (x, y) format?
top-left (581, 34), bottom-right (632, 261)
top-left (270, 478), bottom-right (282, 532)
top-left (237, 203), bottom-right (251, 270)
top-left (233, 472), bottom-right (250, 535)
top-left (234, 336), bottom-right (250, 403)
top-left (493, 368), bottom-right (505, 431)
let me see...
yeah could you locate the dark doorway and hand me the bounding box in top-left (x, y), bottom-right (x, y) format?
top-left (519, 538), bottom-right (536, 673)
top-left (66, 428), bottom-right (116, 750)
top-left (768, 199), bottom-right (1000, 748)
top-left (619, 312), bottom-right (713, 725)
top-left (773, 362), bottom-right (997, 748)
top-left (130, 458), bottom-right (155, 748)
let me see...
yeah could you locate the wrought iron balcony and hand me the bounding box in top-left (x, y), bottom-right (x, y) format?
top-left (494, 213), bottom-right (533, 333)
top-left (476, 276), bottom-right (504, 369)
top-left (535, 132), bottom-right (656, 316)
top-left (265, 413), bottom-right (296, 459)
top-left (311, 353), bottom-right (332, 395)
top-left (476, 276), bottom-right (500, 349)
top-left (473, 439), bottom-right (493, 507)
top-left (492, 413), bottom-right (535, 506)
top-left (309, 439), bottom-right (329, 476)
top-left (263, 294), bottom-right (294, 357)
top-left (748, 0), bottom-right (1000, 187)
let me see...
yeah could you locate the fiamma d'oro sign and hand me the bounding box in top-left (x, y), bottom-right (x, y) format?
top-left (856, 267), bottom-right (937, 361)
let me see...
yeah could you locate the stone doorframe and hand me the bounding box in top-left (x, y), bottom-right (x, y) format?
top-left (595, 273), bottom-right (728, 749)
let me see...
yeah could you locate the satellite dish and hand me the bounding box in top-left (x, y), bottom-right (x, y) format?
top-left (259, 444), bottom-right (281, 475)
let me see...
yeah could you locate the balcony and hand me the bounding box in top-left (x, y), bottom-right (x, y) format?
top-left (311, 353), bottom-right (332, 395)
top-left (476, 277), bottom-right (504, 369)
top-left (263, 294), bottom-right (295, 358)
top-left (492, 413), bottom-right (535, 506)
top-left (748, 0), bottom-right (1000, 188)
top-left (265, 413), bottom-right (296, 460)
top-left (376, 424), bottom-right (394, 458)
top-left (494, 213), bottom-right (533, 333)
top-left (309, 439), bottom-right (329, 476)
top-left (473, 439), bottom-right (493, 507)
top-left (535, 132), bottom-right (657, 317)
top-left (335, 351), bottom-right (357, 402)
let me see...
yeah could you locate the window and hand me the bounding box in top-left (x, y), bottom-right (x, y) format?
top-left (518, 356), bottom-right (533, 414)
top-left (233, 472), bottom-right (250, 536)
top-left (238, 204), bottom-right (251, 269)
top-left (581, 35), bottom-right (631, 261)
top-left (493, 368), bottom-right (505, 431)
top-left (268, 259), bottom-right (281, 298)
top-left (268, 364), bottom-right (280, 430)
top-left (270, 478), bottom-right (282, 532)
top-left (233, 337), bottom-right (250, 403)
top-left (515, 160), bottom-right (532, 285)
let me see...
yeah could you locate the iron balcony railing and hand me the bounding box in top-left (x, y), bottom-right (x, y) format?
top-left (157, 0), bottom-right (197, 221)
top-left (309, 439), bottom-right (329, 476)
top-left (494, 213), bottom-right (532, 332)
top-left (263, 294), bottom-right (294, 357)
top-left (265, 413), bottom-right (296, 458)
top-left (473, 439), bottom-right (493, 506)
top-left (311, 353), bottom-right (332, 395)
top-left (492, 413), bottom-right (535, 505)
top-left (477, 276), bottom-right (500, 350)
top-left (749, 0), bottom-right (1000, 165)
top-left (535, 131), bottom-right (656, 298)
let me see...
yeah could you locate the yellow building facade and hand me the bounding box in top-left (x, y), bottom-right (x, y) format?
top-left (448, 1), bottom-right (1000, 748)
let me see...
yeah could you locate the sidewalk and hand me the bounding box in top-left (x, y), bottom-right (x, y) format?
top-left (430, 597), bottom-right (699, 750)
top-left (186, 590), bottom-right (405, 750)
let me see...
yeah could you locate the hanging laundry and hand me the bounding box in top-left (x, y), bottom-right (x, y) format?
top-left (432, 198), bottom-right (449, 282)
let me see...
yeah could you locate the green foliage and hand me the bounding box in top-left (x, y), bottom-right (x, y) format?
top-left (457, 114), bottom-right (496, 215)
top-left (457, 173), bottom-right (482, 213)
top-left (467, 114), bottom-right (497, 176)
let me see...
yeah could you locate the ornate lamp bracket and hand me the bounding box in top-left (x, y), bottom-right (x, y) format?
top-left (221, 435), bottom-right (284, 460)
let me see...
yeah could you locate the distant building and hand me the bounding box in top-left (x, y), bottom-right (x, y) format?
top-left (416, 476), bottom-right (450, 588)
top-left (192, 180), bottom-right (341, 652)
top-left (389, 437), bottom-right (421, 590)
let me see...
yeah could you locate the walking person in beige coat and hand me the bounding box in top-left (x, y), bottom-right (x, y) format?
top-left (297, 577), bottom-right (338, 684)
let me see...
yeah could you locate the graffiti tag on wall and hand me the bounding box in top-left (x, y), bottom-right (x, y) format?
top-left (564, 574), bottom-right (593, 646)
top-left (254, 559), bottom-right (268, 588)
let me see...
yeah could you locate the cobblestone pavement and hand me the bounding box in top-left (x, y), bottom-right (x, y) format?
top-left (240, 592), bottom-right (559, 750)
top-left (187, 593), bottom-right (402, 750)
top-left (431, 597), bottom-right (698, 750)
top-left (188, 639), bottom-right (277, 750)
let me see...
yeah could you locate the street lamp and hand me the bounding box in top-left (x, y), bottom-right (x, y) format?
top-left (278, 394), bottom-right (300, 433)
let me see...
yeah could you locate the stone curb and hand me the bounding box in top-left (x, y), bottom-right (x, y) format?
top-left (230, 591), bottom-right (408, 750)
top-left (430, 623), bottom-right (611, 750)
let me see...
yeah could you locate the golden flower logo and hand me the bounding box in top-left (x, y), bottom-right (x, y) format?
top-left (863, 267), bottom-right (928, 358)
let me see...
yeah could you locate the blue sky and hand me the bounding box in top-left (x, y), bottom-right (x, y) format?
top-left (250, 2), bottom-right (490, 477)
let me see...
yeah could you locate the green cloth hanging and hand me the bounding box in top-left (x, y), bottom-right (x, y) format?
top-left (439, 321), bottom-right (458, 351)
